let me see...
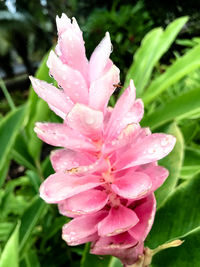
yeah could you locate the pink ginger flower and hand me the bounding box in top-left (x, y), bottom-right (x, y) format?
top-left (30, 14), bottom-right (176, 266)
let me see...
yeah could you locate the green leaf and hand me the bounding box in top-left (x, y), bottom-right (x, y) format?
top-left (123, 16), bottom-right (188, 96)
top-left (21, 250), bottom-right (40, 267)
top-left (155, 123), bottom-right (184, 208)
top-left (12, 134), bottom-right (36, 171)
top-left (108, 257), bottom-right (123, 267)
top-left (146, 174), bottom-right (200, 249)
top-left (142, 87), bottom-right (200, 130)
top-left (151, 227), bottom-right (200, 267)
top-left (180, 147), bottom-right (200, 179)
top-left (26, 51), bottom-right (54, 160)
top-left (19, 197), bottom-right (47, 256)
top-left (143, 43), bottom-right (200, 104)
top-left (0, 222), bottom-right (20, 267)
top-left (0, 105), bottom-right (26, 186)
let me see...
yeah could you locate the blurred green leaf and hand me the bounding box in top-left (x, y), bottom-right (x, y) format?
top-left (0, 106), bottom-right (26, 187)
top-left (180, 147), bottom-right (200, 179)
top-left (19, 197), bottom-right (47, 256)
top-left (146, 174), bottom-right (200, 249)
top-left (0, 222), bottom-right (14, 242)
top-left (151, 226), bottom-right (200, 267)
top-left (0, 222), bottom-right (20, 267)
top-left (108, 257), bottom-right (123, 267)
top-left (143, 43), bottom-right (200, 104)
top-left (142, 87), bottom-right (200, 130)
top-left (124, 16), bottom-right (188, 95)
top-left (26, 51), bottom-right (54, 160)
top-left (155, 123), bottom-right (184, 208)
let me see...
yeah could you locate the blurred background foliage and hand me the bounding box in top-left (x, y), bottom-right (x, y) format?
top-left (1, 0), bottom-right (200, 266)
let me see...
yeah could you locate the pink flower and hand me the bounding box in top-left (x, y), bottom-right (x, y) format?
top-left (30, 14), bottom-right (119, 119)
top-left (30, 13), bottom-right (176, 265)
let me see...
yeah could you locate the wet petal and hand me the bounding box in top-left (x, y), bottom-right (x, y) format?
top-left (98, 205), bottom-right (139, 237)
top-left (129, 193), bottom-right (156, 241)
top-left (62, 211), bottom-right (107, 245)
top-left (39, 172), bottom-right (104, 203)
top-left (47, 51), bottom-right (88, 104)
top-left (111, 171), bottom-right (152, 200)
top-left (56, 15), bottom-right (89, 80)
top-left (89, 65), bottom-right (120, 112)
top-left (114, 133), bottom-right (176, 169)
top-left (34, 122), bottom-right (96, 152)
top-left (50, 149), bottom-right (96, 172)
top-left (89, 32), bottom-right (112, 82)
top-left (60, 189), bottom-right (109, 215)
top-left (138, 164), bottom-right (169, 192)
top-left (66, 103), bottom-right (103, 140)
top-left (30, 76), bottom-right (74, 119)
top-left (91, 233), bottom-right (142, 265)
top-left (105, 80), bottom-right (136, 141)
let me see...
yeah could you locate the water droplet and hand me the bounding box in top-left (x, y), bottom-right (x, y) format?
top-left (148, 148), bottom-right (156, 154)
top-left (161, 138), bottom-right (168, 146)
top-left (85, 116), bottom-right (95, 125)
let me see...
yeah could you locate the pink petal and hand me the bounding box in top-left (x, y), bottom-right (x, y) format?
top-left (89, 65), bottom-right (120, 112)
top-left (114, 133), bottom-right (176, 169)
top-left (56, 15), bottom-right (89, 80)
top-left (105, 80), bottom-right (136, 141)
top-left (50, 149), bottom-right (96, 172)
top-left (121, 99), bottom-right (144, 126)
top-left (111, 171), bottom-right (152, 200)
top-left (47, 51), bottom-right (88, 104)
top-left (66, 103), bottom-right (103, 140)
top-left (91, 233), bottom-right (142, 265)
top-left (138, 164), bottom-right (169, 192)
top-left (129, 194), bottom-right (156, 241)
top-left (39, 172), bottom-right (104, 203)
top-left (62, 211), bottom-right (107, 245)
top-left (34, 122), bottom-right (96, 152)
top-left (30, 76), bottom-right (74, 119)
top-left (98, 205), bottom-right (139, 237)
top-left (56, 13), bottom-right (71, 35)
top-left (89, 32), bottom-right (112, 82)
top-left (104, 123), bottom-right (141, 155)
top-left (60, 189), bottom-right (109, 215)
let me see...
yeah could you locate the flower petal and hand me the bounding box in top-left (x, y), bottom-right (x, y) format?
top-left (62, 211), bottom-right (107, 245)
top-left (47, 50), bottom-right (88, 104)
top-left (60, 189), bottom-right (109, 215)
top-left (129, 193), bottom-right (156, 241)
top-left (89, 65), bottom-right (120, 112)
top-left (114, 133), bottom-right (176, 169)
top-left (34, 122), bottom-right (96, 152)
top-left (56, 15), bottom-right (89, 80)
top-left (105, 80), bottom-right (136, 141)
top-left (91, 233), bottom-right (141, 265)
top-left (111, 171), bottom-right (152, 200)
top-left (89, 32), bottom-right (112, 82)
top-left (98, 205), bottom-right (139, 237)
top-left (30, 76), bottom-right (74, 119)
top-left (39, 172), bottom-right (104, 203)
top-left (50, 149), bottom-right (96, 172)
top-left (66, 103), bottom-right (103, 140)
top-left (138, 164), bottom-right (169, 192)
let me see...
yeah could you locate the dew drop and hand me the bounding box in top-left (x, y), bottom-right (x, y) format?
top-left (148, 148), bottom-right (156, 154)
top-left (161, 138), bottom-right (168, 146)
top-left (85, 116), bottom-right (95, 125)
